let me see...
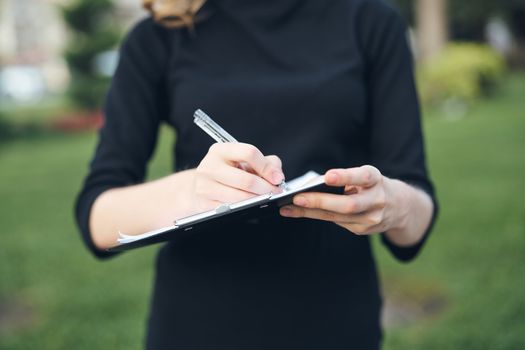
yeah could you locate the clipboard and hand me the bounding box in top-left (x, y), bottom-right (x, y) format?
top-left (108, 171), bottom-right (343, 252)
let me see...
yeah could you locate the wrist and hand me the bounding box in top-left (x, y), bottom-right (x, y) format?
top-left (166, 169), bottom-right (198, 218)
top-left (385, 177), bottom-right (410, 231)
top-left (383, 178), bottom-right (417, 245)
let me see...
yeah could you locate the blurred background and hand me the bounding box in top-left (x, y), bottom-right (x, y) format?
top-left (0, 0), bottom-right (524, 349)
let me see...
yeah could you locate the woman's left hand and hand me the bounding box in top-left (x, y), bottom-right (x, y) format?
top-left (280, 165), bottom-right (407, 236)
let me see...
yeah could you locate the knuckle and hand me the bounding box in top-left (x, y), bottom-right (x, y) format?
top-left (363, 170), bottom-right (372, 183)
top-left (376, 191), bottom-right (387, 209)
top-left (363, 164), bottom-right (378, 174)
top-left (261, 159), bottom-right (273, 175)
top-left (362, 165), bottom-right (380, 182)
top-left (242, 144), bottom-right (260, 160)
top-left (267, 155), bottom-right (282, 168)
top-left (369, 217), bottom-right (380, 226)
top-left (325, 211), bottom-right (338, 222)
top-left (344, 201), bottom-right (357, 214)
top-left (208, 142), bottom-right (222, 154)
top-left (368, 212), bottom-right (383, 226)
top-left (310, 196), bottom-right (321, 209)
top-left (352, 226), bottom-right (367, 235)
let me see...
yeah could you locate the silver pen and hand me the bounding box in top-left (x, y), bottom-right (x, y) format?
top-left (193, 109), bottom-right (287, 190)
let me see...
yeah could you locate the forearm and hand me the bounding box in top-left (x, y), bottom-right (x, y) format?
top-left (90, 169), bottom-right (196, 250)
top-left (384, 178), bottom-right (434, 247)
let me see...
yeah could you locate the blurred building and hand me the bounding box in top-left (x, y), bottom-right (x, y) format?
top-left (116, 0), bottom-right (146, 29)
top-left (0, 0), bottom-right (144, 99)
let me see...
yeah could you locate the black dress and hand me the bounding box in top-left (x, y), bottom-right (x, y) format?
top-left (75, 0), bottom-right (438, 348)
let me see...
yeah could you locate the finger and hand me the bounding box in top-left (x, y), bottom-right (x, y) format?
top-left (195, 177), bottom-right (258, 203)
top-left (292, 192), bottom-right (375, 215)
top-left (211, 161), bottom-right (279, 195)
top-left (280, 206), bottom-right (385, 233)
top-left (210, 143), bottom-right (284, 185)
top-left (210, 186), bottom-right (257, 203)
top-left (337, 209), bottom-right (386, 228)
top-left (325, 165), bottom-right (381, 188)
top-left (280, 205), bottom-right (355, 223)
top-left (265, 155), bottom-right (283, 170)
top-left (241, 155), bottom-right (283, 176)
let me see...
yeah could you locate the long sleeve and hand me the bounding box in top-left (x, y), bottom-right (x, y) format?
top-left (357, 0), bottom-right (438, 262)
top-left (74, 18), bottom-right (172, 258)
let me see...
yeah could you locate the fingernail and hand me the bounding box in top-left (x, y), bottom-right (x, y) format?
top-left (294, 196), bottom-right (308, 207)
top-left (272, 171), bottom-right (284, 184)
top-left (326, 172), bottom-right (338, 183)
top-left (280, 206), bottom-right (293, 216)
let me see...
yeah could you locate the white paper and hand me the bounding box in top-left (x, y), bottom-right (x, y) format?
top-left (117, 225), bottom-right (177, 244)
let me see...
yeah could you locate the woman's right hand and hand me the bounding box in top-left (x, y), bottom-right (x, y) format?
top-left (89, 142), bottom-right (284, 248)
top-left (190, 143), bottom-right (285, 213)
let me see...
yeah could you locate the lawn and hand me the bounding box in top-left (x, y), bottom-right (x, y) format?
top-left (0, 74), bottom-right (524, 349)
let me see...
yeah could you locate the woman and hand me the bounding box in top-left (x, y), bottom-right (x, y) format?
top-left (75, 0), bottom-right (438, 348)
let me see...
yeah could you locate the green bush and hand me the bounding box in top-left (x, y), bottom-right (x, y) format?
top-left (417, 43), bottom-right (505, 108)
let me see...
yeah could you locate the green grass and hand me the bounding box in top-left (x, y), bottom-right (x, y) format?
top-left (0, 74), bottom-right (524, 349)
top-left (378, 73), bottom-right (525, 349)
top-left (0, 128), bottom-right (174, 349)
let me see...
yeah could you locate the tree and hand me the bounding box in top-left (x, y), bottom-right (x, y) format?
top-left (415, 0), bottom-right (448, 61)
top-left (392, 0), bottom-right (525, 43)
top-left (62, 0), bottom-right (120, 112)
top-left (388, 0), bottom-right (449, 60)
